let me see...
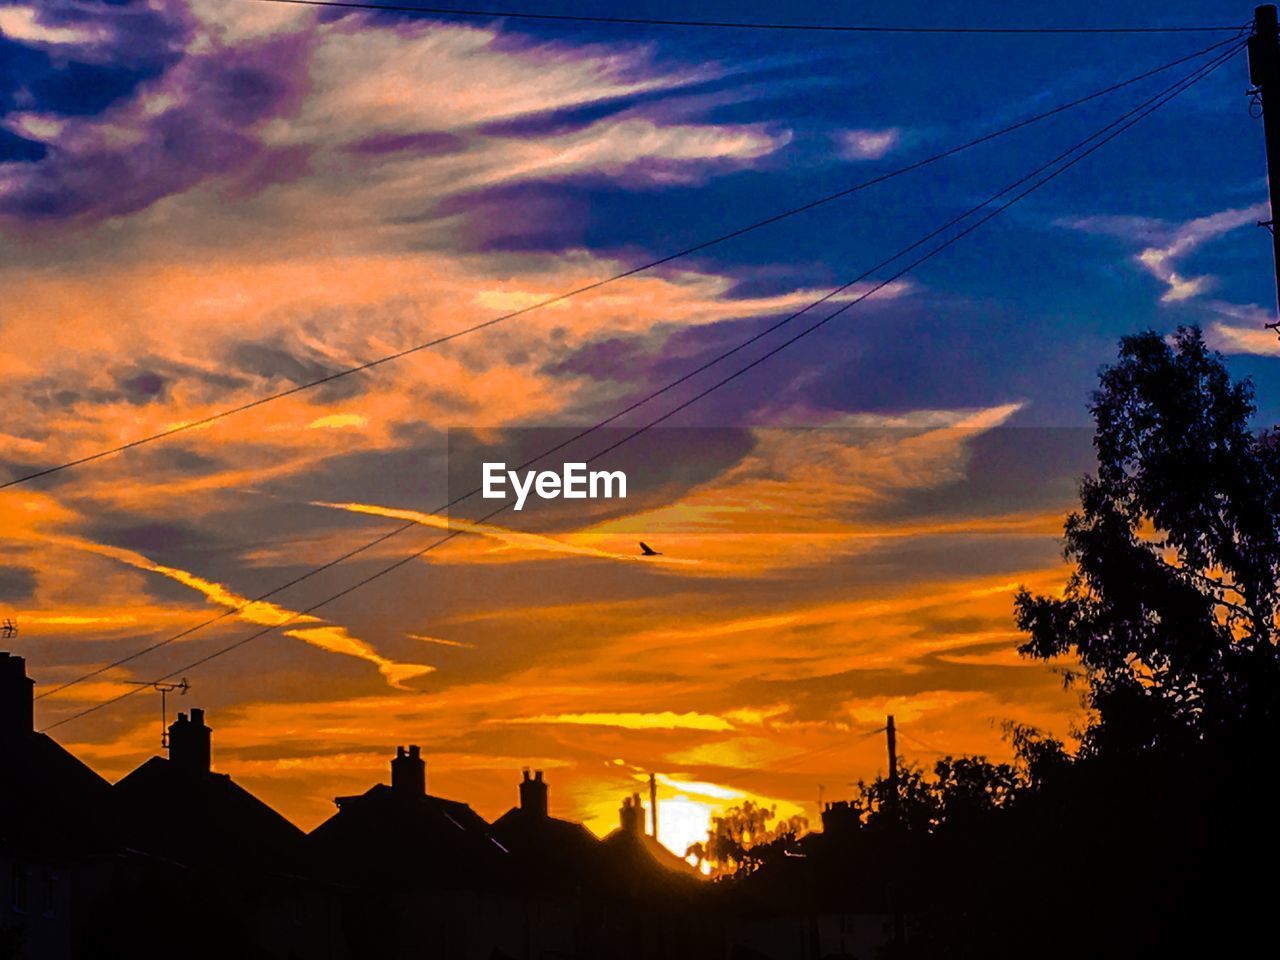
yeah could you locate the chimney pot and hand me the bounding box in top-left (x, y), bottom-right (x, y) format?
top-left (391, 744), bottom-right (425, 797)
top-left (167, 707), bottom-right (212, 774)
top-left (518, 766), bottom-right (548, 818)
top-left (619, 793), bottom-right (645, 835)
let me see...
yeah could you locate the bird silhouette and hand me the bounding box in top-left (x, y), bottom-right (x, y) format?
top-left (638, 542), bottom-right (662, 557)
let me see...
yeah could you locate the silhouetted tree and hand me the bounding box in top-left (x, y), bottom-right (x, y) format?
top-left (1000, 721), bottom-right (1071, 791)
top-left (1016, 327), bottom-right (1280, 753)
top-left (846, 751), bottom-right (1031, 836)
top-left (931, 755), bottom-right (1018, 829)
top-left (685, 800), bottom-right (807, 876)
top-left (852, 765), bottom-right (938, 832)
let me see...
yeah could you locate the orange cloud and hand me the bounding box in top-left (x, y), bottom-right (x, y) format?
top-left (38, 531), bottom-right (433, 690)
top-left (505, 711), bottom-right (737, 732)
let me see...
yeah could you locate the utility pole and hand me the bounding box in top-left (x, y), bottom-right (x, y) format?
top-left (648, 772), bottom-right (659, 841)
top-left (885, 713), bottom-right (905, 948)
top-left (885, 714), bottom-right (899, 816)
top-left (1249, 5), bottom-right (1280, 328)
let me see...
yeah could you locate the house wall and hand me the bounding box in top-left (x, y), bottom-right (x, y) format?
top-left (0, 854), bottom-right (131, 960)
top-left (720, 911), bottom-right (895, 960)
top-left (1, 852), bottom-right (72, 960)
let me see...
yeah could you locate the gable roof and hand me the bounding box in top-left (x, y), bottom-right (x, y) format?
top-left (0, 731), bottom-right (117, 859)
top-left (596, 827), bottom-right (706, 901)
top-left (491, 806), bottom-right (604, 889)
top-left (114, 756), bottom-right (308, 873)
top-left (309, 783), bottom-right (509, 888)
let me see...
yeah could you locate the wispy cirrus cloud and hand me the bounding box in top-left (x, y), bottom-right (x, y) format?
top-left (1136, 204), bottom-right (1268, 303)
top-left (835, 126), bottom-right (903, 160)
top-left (1059, 202), bottom-right (1280, 356)
top-left (1, 5), bottom-right (783, 228)
top-left (0, 5), bottom-right (107, 46)
top-left (30, 525), bottom-right (435, 691)
top-left (1061, 203), bottom-right (1267, 304)
top-left (312, 499), bottom-right (694, 566)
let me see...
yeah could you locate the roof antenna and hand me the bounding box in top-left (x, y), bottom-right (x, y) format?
top-left (123, 678), bottom-right (190, 749)
top-left (1, 618), bottom-right (16, 640)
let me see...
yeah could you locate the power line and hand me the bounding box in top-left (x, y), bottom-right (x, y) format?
top-left (761, 726), bottom-right (888, 776)
top-left (246, 0), bottom-right (1243, 35)
top-left (39, 40), bottom-right (1242, 734)
top-left (30, 39), bottom-right (1242, 705)
top-left (896, 728), bottom-right (953, 757)
top-left (536, 41), bottom-right (1250, 471)
top-left (0, 35), bottom-right (1244, 493)
top-left (706, 726), bottom-right (889, 789)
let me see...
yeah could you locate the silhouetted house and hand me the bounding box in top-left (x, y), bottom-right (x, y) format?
top-left (601, 792), bottom-right (701, 885)
top-left (490, 769), bottom-right (606, 959)
top-left (115, 709), bottom-right (307, 870)
top-left (491, 768), bottom-right (601, 886)
top-left (2, 650), bottom-right (883, 960)
top-left (311, 744), bottom-right (506, 884)
top-left (721, 810), bottom-right (900, 960)
top-left (309, 745), bottom-right (519, 959)
top-left (821, 799), bottom-right (861, 839)
top-left (586, 793), bottom-right (722, 958)
top-left (110, 708), bottom-right (343, 959)
top-left (0, 653), bottom-right (124, 960)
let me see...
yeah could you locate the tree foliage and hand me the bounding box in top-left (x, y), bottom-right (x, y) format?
top-left (1015, 327), bottom-right (1280, 752)
top-left (847, 747), bottom-right (1038, 836)
top-left (851, 764), bottom-right (940, 833)
top-left (685, 799), bottom-right (808, 876)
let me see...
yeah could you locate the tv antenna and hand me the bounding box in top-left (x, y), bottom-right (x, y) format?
top-left (1, 618), bottom-right (16, 640)
top-left (122, 678), bottom-right (190, 749)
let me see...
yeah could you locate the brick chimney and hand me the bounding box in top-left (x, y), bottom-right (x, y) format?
top-left (619, 793), bottom-right (645, 835)
top-left (519, 768), bottom-right (548, 818)
top-left (167, 708), bottom-right (211, 774)
top-left (0, 652), bottom-right (33, 739)
top-left (391, 745), bottom-right (425, 797)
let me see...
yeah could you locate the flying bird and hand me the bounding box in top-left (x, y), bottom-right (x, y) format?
top-left (638, 542), bottom-right (662, 557)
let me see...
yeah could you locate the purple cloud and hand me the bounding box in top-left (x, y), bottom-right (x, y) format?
top-left (0, 26), bottom-right (314, 222)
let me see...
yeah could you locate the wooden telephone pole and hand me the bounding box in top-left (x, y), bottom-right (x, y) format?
top-left (649, 771), bottom-right (659, 840)
top-left (1249, 5), bottom-right (1280, 327)
top-left (884, 714), bottom-right (905, 947)
top-left (885, 714), bottom-right (899, 815)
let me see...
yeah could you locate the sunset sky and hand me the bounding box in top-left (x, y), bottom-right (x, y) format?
top-left (2, 0), bottom-right (1276, 859)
